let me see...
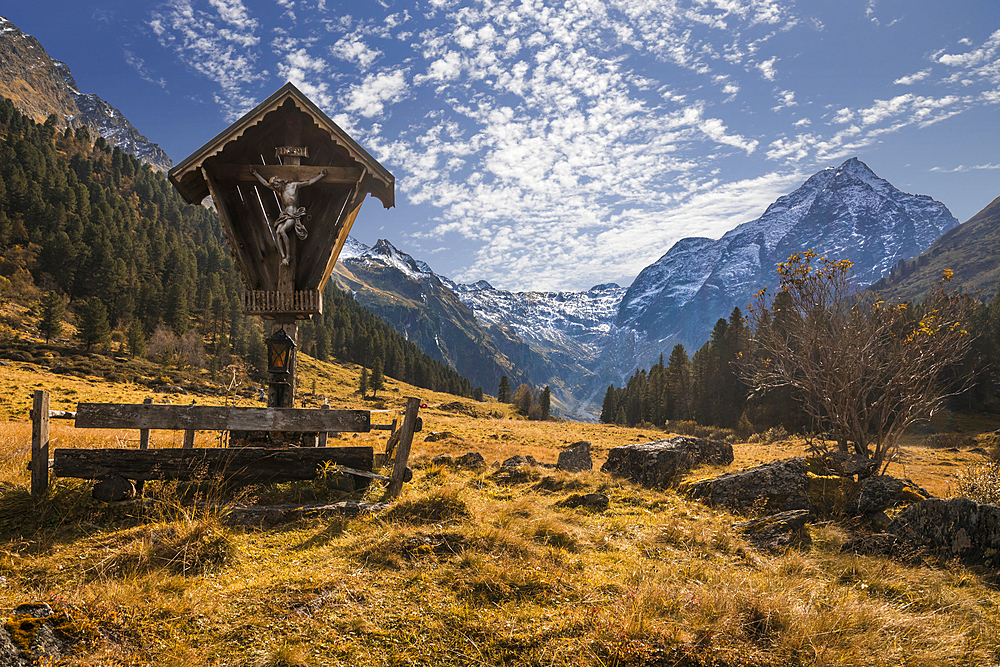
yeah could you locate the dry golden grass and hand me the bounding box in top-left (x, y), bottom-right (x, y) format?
top-left (2, 355), bottom-right (1000, 665)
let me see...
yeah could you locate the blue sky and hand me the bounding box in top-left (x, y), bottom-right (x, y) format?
top-left (4, 0), bottom-right (1000, 292)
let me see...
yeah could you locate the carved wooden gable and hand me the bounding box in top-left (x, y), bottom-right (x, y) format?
top-left (168, 83), bottom-right (394, 315)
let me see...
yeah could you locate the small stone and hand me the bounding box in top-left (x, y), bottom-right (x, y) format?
top-left (558, 492), bottom-right (609, 510)
top-left (92, 475), bottom-right (136, 502)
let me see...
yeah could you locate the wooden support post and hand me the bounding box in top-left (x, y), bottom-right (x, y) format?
top-left (136, 397), bottom-right (153, 494)
top-left (317, 404), bottom-right (329, 448)
top-left (183, 430), bottom-right (195, 449)
top-left (388, 397), bottom-right (420, 499)
top-left (31, 390), bottom-right (49, 498)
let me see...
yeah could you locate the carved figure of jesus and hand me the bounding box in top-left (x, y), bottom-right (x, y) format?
top-left (251, 168), bottom-right (327, 265)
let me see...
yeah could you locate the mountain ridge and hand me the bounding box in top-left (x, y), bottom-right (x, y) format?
top-left (0, 15), bottom-right (172, 172)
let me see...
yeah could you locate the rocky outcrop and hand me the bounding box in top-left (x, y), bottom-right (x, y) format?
top-left (735, 509), bottom-right (812, 553)
top-left (887, 497), bottom-right (1000, 568)
top-left (556, 441), bottom-right (593, 472)
top-left (602, 437), bottom-right (733, 488)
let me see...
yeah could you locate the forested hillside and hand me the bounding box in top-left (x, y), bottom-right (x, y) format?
top-left (0, 97), bottom-right (476, 398)
top-left (602, 291), bottom-right (1000, 432)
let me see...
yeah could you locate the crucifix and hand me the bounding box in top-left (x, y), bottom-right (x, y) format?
top-left (251, 166), bottom-right (327, 265)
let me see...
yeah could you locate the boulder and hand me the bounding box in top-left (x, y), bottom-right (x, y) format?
top-left (683, 458), bottom-right (814, 513)
top-left (851, 476), bottom-right (931, 517)
top-left (556, 441), bottom-right (592, 472)
top-left (502, 455), bottom-right (554, 469)
top-left (887, 497), bottom-right (1000, 568)
top-left (734, 509), bottom-right (812, 553)
top-left (601, 437), bottom-right (733, 488)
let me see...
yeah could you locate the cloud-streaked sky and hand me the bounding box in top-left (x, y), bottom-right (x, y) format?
top-left (5, 0), bottom-right (1000, 291)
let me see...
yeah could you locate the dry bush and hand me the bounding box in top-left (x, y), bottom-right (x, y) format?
top-left (926, 432), bottom-right (977, 449)
top-left (384, 486), bottom-right (470, 525)
top-left (954, 461), bottom-right (1000, 505)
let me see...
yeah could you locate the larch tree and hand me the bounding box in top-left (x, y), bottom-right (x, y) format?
top-left (740, 251), bottom-right (975, 474)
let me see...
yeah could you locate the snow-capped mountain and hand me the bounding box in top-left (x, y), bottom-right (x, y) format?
top-left (614, 157), bottom-right (959, 376)
top-left (0, 16), bottom-right (172, 172)
top-left (333, 239), bottom-right (537, 398)
top-left (334, 238), bottom-right (626, 419)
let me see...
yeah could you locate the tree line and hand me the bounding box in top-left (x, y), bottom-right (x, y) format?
top-left (0, 97), bottom-right (477, 398)
top-left (601, 254), bottom-right (999, 444)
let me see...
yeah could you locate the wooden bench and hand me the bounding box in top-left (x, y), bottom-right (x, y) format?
top-left (29, 391), bottom-right (420, 500)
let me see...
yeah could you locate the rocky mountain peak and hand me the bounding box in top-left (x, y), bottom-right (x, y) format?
top-left (0, 15), bottom-right (172, 172)
top-left (613, 157), bottom-right (958, 380)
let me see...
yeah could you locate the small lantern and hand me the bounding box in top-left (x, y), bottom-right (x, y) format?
top-left (266, 327), bottom-right (296, 375)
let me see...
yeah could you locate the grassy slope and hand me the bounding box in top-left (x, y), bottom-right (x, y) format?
top-left (872, 195), bottom-right (1000, 303)
top-left (1, 355), bottom-right (999, 666)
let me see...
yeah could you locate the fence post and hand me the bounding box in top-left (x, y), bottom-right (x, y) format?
top-left (317, 404), bottom-right (330, 448)
top-left (136, 397), bottom-right (153, 494)
top-left (388, 397), bottom-right (420, 499)
top-left (31, 390), bottom-right (49, 498)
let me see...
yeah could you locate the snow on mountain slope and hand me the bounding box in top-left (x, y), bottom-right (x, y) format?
top-left (614, 157), bottom-right (959, 377)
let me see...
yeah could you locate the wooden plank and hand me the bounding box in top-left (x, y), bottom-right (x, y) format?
top-left (388, 398), bottom-right (421, 499)
top-left (53, 447), bottom-right (374, 484)
top-left (74, 404), bottom-right (371, 432)
top-left (213, 164), bottom-right (363, 185)
top-left (31, 390), bottom-right (49, 497)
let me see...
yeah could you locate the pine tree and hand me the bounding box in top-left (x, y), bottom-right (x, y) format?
top-left (498, 375), bottom-right (511, 403)
top-left (77, 297), bottom-right (110, 351)
top-left (38, 291), bottom-right (64, 343)
top-left (539, 386), bottom-right (551, 420)
top-left (358, 367), bottom-right (370, 398)
top-left (371, 357), bottom-right (385, 398)
top-left (127, 317), bottom-right (146, 358)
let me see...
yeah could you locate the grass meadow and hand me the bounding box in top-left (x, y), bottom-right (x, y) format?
top-left (1, 352), bottom-right (999, 666)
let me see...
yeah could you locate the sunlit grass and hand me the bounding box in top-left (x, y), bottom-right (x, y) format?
top-left (2, 355), bottom-right (1000, 665)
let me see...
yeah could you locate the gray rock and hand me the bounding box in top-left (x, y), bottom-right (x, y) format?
top-left (29, 624), bottom-right (67, 662)
top-left (502, 455), bottom-right (537, 468)
top-left (734, 509), bottom-right (812, 553)
top-left (455, 452), bottom-right (486, 469)
top-left (556, 441), bottom-right (592, 472)
top-left (424, 431), bottom-right (453, 443)
top-left (11, 603), bottom-right (53, 618)
top-left (601, 437), bottom-right (733, 488)
top-left (0, 626), bottom-right (27, 667)
top-left (887, 497), bottom-right (1000, 568)
top-left (92, 475), bottom-right (136, 502)
top-left (851, 476), bottom-right (931, 517)
top-left (684, 458), bottom-right (813, 512)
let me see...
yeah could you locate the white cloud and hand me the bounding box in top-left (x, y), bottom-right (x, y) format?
top-left (929, 162), bottom-right (1000, 173)
top-left (894, 69), bottom-right (931, 85)
top-left (331, 36), bottom-right (383, 69)
top-left (757, 56), bottom-right (778, 80)
top-left (772, 89), bottom-right (796, 110)
top-left (148, 0), bottom-right (265, 119)
top-left (346, 70), bottom-right (409, 117)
